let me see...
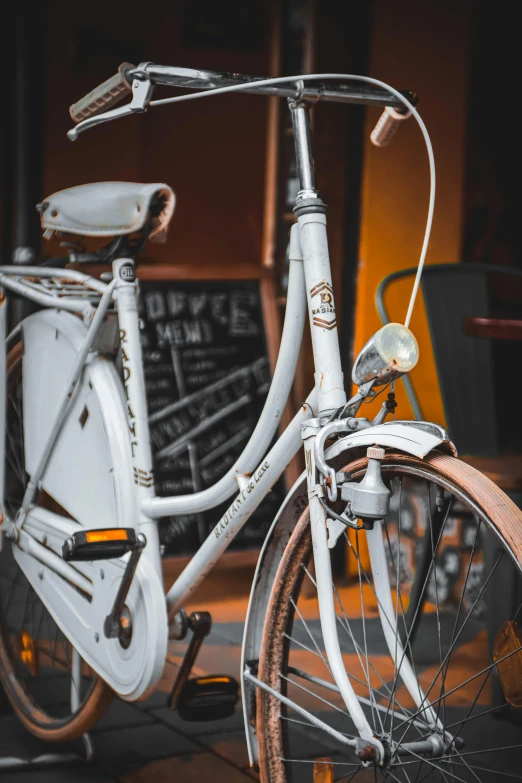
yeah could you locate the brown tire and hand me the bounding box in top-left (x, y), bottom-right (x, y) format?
top-left (0, 340), bottom-right (112, 741)
top-left (257, 451), bottom-right (522, 782)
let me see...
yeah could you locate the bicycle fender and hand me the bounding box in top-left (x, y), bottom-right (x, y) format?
top-left (241, 418), bottom-right (456, 766)
top-left (327, 420), bottom-right (457, 462)
top-left (12, 309), bottom-right (168, 700)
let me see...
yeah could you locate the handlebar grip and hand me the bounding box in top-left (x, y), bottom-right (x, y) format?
top-left (370, 106), bottom-right (411, 148)
top-left (69, 63), bottom-right (135, 123)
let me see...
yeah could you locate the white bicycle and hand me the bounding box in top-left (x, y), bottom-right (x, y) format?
top-left (1, 63), bottom-right (522, 782)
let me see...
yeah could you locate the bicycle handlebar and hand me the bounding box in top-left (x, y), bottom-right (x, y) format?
top-left (69, 63), bottom-right (134, 123)
top-left (142, 64), bottom-right (417, 109)
top-left (67, 63), bottom-right (417, 141)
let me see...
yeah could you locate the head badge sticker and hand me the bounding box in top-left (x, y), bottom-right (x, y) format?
top-left (310, 280), bottom-right (337, 330)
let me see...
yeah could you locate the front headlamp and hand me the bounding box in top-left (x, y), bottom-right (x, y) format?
top-left (352, 323), bottom-right (419, 387)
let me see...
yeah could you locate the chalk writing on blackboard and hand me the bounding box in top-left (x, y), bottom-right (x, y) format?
top-left (139, 279), bottom-right (284, 555)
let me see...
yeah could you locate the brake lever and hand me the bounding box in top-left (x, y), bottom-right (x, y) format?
top-left (67, 69), bottom-right (153, 141)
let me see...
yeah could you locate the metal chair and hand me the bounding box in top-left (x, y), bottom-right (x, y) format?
top-left (376, 263), bottom-right (522, 491)
top-left (378, 264), bottom-right (522, 720)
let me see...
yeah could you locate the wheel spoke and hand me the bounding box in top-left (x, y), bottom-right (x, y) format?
top-left (446, 758), bottom-right (522, 780)
top-left (290, 595), bottom-right (331, 676)
top-left (426, 484), bottom-right (445, 732)
top-left (258, 458), bottom-right (522, 782)
top-left (436, 516), bottom-right (483, 737)
top-left (281, 758), bottom-right (360, 767)
top-left (334, 768), bottom-right (364, 783)
top-left (443, 743), bottom-right (522, 761)
top-left (385, 493), bottom-right (456, 732)
top-left (280, 672), bottom-right (356, 728)
top-left (355, 528), bottom-right (385, 734)
top-left (382, 479), bottom-right (425, 740)
top-left (309, 562), bottom-right (420, 730)
top-left (287, 666), bottom-right (429, 732)
top-left (394, 547), bottom-right (505, 746)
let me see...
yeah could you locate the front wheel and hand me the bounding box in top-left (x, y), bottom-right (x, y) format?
top-left (256, 451), bottom-right (522, 782)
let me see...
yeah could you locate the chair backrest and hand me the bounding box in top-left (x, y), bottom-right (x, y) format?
top-left (376, 264), bottom-right (522, 456)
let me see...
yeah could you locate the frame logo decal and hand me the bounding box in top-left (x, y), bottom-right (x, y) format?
top-left (213, 460), bottom-right (269, 538)
top-left (310, 280), bottom-right (337, 330)
top-left (119, 263), bottom-right (136, 282)
top-left (134, 467), bottom-right (153, 488)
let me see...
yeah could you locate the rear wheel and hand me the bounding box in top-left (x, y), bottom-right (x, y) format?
top-left (0, 341), bottom-right (112, 741)
top-left (257, 451), bottom-right (522, 782)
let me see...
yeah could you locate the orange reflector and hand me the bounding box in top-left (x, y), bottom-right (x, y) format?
top-left (493, 620), bottom-right (522, 707)
top-left (86, 529), bottom-right (128, 543)
top-left (313, 757), bottom-right (334, 783)
top-left (196, 676), bottom-right (231, 685)
top-left (18, 630), bottom-right (38, 677)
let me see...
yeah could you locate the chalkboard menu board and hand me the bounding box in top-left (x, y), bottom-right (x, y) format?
top-left (139, 278), bottom-right (285, 556)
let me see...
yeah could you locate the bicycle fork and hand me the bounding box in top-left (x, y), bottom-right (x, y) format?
top-left (287, 100), bottom-right (444, 762)
top-left (304, 425), bottom-right (445, 764)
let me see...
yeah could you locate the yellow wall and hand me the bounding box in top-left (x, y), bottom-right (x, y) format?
top-left (353, 0), bottom-right (471, 426)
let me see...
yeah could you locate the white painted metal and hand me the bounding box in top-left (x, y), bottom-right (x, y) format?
top-left (0, 270), bottom-right (95, 318)
top-left (22, 505), bottom-right (94, 592)
top-left (327, 421), bottom-right (455, 462)
top-left (9, 307), bottom-right (167, 699)
top-left (14, 537), bottom-right (167, 699)
top-left (16, 528), bottom-right (92, 595)
top-left (141, 254), bottom-right (308, 519)
top-left (303, 432), bottom-right (380, 752)
top-left (19, 309), bottom-right (126, 530)
top-left (240, 417), bottom-right (449, 765)
top-left (366, 521), bottom-right (441, 729)
top-left (19, 280), bottom-right (117, 518)
top-left (298, 213), bottom-right (346, 414)
top-left (113, 258), bottom-right (162, 577)
top-left (0, 266), bottom-right (108, 294)
top-left (165, 389), bottom-right (317, 617)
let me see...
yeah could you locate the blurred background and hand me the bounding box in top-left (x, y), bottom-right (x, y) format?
top-left (2, 0), bottom-right (522, 542)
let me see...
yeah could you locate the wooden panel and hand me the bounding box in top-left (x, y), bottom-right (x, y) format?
top-left (41, 0), bottom-right (273, 272)
top-left (354, 0), bottom-right (471, 425)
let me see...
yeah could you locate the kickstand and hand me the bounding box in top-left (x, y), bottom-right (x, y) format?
top-left (0, 648), bottom-right (95, 771)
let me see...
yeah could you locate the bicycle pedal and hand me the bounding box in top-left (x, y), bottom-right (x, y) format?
top-left (177, 675), bottom-right (239, 722)
top-left (62, 528), bottom-right (138, 561)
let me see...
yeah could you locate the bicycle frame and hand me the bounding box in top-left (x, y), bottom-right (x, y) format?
top-left (0, 100), bottom-right (442, 757)
top-left (112, 248), bottom-right (316, 619)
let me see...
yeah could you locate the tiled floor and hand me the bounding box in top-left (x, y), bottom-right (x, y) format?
top-left (1, 554), bottom-right (520, 781)
top-left (0, 557), bottom-right (259, 781)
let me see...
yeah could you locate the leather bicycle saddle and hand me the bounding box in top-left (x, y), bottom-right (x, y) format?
top-left (38, 182), bottom-right (176, 244)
